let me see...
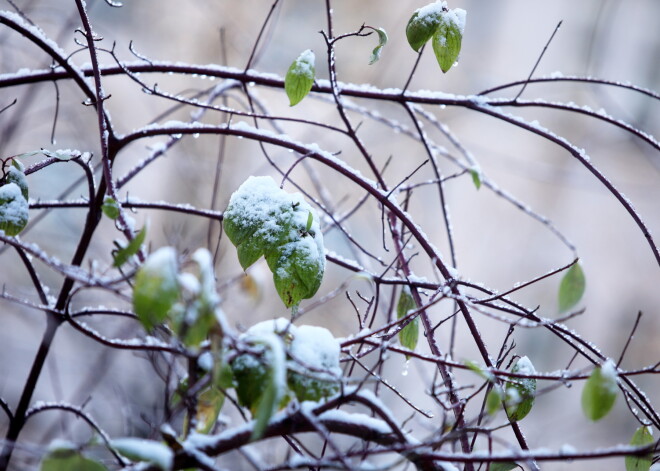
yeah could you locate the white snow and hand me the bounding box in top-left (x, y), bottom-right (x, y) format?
top-left (0, 183), bottom-right (29, 230)
top-left (415, 2), bottom-right (446, 26)
top-left (290, 324), bottom-right (341, 376)
top-left (601, 358), bottom-right (619, 391)
top-left (291, 50), bottom-right (315, 78)
top-left (514, 356), bottom-right (536, 375)
top-left (112, 437), bottom-right (173, 470)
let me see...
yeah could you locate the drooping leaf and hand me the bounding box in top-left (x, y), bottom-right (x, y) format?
top-left (558, 262), bottom-right (586, 312)
top-left (113, 226), bottom-right (147, 268)
top-left (266, 238), bottom-right (324, 309)
top-left (625, 426), bottom-right (654, 471)
top-left (369, 27), bottom-right (388, 64)
top-left (505, 356), bottom-right (536, 421)
top-left (582, 360), bottom-right (618, 421)
top-left (224, 176), bottom-right (325, 309)
top-left (102, 196), bottom-right (120, 220)
top-left (396, 287), bottom-right (419, 358)
top-left (112, 438), bottom-right (173, 471)
top-left (285, 50), bottom-right (315, 106)
top-left (132, 246), bottom-right (180, 330)
top-left (405, 4), bottom-right (444, 52)
top-left (40, 447), bottom-right (107, 471)
top-left (0, 182), bottom-right (28, 236)
top-left (432, 10), bottom-right (465, 73)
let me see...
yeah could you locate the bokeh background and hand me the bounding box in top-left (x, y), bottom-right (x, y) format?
top-left (0, 0), bottom-right (658, 469)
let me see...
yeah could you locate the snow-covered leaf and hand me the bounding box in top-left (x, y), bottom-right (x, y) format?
top-left (0, 182), bottom-right (28, 236)
top-left (5, 160), bottom-right (29, 200)
top-left (112, 438), bottom-right (173, 471)
top-left (558, 262), bottom-right (586, 312)
top-left (102, 196), bottom-right (120, 220)
top-left (369, 27), bottom-right (388, 64)
top-left (287, 324), bottom-right (340, 402)
top-left (625, 426), bottom-right (654, 471)
top-left (406, 3), bottom-right (444, 52)
top-left (505, 356), bottom-right (536, 421)
top-left (582, 360), bottom-right (618, 421)
top-left (396, 287), bottom-right (419, 358)
top-left (132, 247), bottom-right (179, 330)
top-left (432, 9), bottom-right (465, 73)
top-left (113, 226), bottom-right (147, 268)
top-left (224, 176), bottom-right (325, 309)
top-left (230, 324), bottom-right (287, 440)
top-left (285, 50), bottom-right (315, 106)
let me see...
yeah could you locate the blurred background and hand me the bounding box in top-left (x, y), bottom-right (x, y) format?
top-left (0, 0), bottom-right (658, 469)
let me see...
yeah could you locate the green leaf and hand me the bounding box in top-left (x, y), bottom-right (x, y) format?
top-left (486, 386), bottom-right (503, 415)
top-left (396, 287), bottom-right (419, 358)
top-left (469, 166), bottom-right (482, 190)
top-left (102, 196), bottom-right (120, 220)
top-left (4, 163), bottom-right (29, 200)
top-left (406, 4), bottom-right (443, 52)
top-left (558, 262), bottom-right (586, 312)
top-left (113, 226), bottom-right (147, 268)
top-left (112, 438), bottom-right (173, 471)
top-left (368, 27), bottom-right (388, 64)
top-left (582, 360), bottom-right (618, 421)
top-left (505, 356), bottom-right (536, 421)
top-left (625, 426), bottom-right (654, 471)
top-left (489, 462), bottom-right (519, 471)
top-left (464, 360), bottom-right (494, 382)
top-left (225, 176), bottom-right (325, 309)
top-left (306, 211), bottom-right (313, 232)
top-left (266, 239), bottom-right (324, 308)
top-left (132, 246), bottom-right (180, 330)
top-left (0, 182), bottom-right (29, 236)
top-left (432, 10), bottom-right (464, 73)
top-left (40, 448), bottom-right (107, 471)
top-left (231, 336), bottom-right (287, 441)
top-left (285, 50), bottom-right (315, 106)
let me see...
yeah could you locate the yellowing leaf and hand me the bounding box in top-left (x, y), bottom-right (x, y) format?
top-left (285, 50), bottom-right (315, 106)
